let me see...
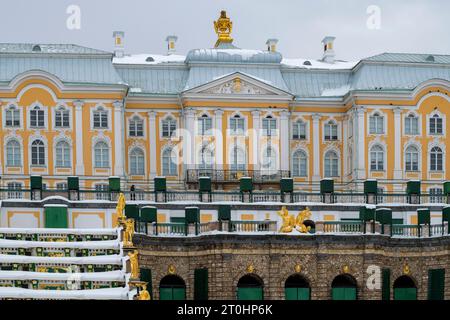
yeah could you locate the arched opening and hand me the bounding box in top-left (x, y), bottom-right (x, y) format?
top-left (393, 275), bottom-right (417, 300)
top-left (159, 275), bottom-right (186, 300)
top-left (237, 274), bottom-right (264, 300)
top-left (331, 274), bottom-right (357, 300)
top-left (284, 274), bottom-right (310, 300)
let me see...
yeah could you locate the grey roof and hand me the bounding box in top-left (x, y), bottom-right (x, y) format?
top-left (0, 43), bottom-right (111, 55)
top-left (364, 52), bottom-right (450, 64)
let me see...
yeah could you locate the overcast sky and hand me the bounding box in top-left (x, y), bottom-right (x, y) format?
top-left (1, 0), bottom-right (449, 61)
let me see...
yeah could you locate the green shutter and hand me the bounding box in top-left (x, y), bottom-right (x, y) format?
top-left (285, 287), bottom-right (297, 300)
top-left (194, 268), bottom-right (208, 300)
top-left (44, 206), bottom-right (68, 228)
top-left (159, 288), bottom-right (172, 300)
top-left (172, 288), bottom-right (186, 300)
top-left (285, 287), bottom-right (310, 300)
top-left (382, 268), bottom-right (391, 300)
top-left (428, 269), bottom-right (445, 300)
top-left (394, 288), bottom-right (417, 300)
top-left (237, 287), bottom-right (263, 300)
top-left (332, 287), bottom-right (356, 300)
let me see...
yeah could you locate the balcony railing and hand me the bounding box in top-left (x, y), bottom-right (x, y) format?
top-left (186, 169), bottom-right (290, 183)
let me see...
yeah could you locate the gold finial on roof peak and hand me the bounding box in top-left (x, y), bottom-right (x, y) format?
top-left (214, 10), bottom-right (233, 48)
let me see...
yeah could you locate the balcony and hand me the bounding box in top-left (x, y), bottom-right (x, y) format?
top-left (185, 168), bottom-right (291, 184)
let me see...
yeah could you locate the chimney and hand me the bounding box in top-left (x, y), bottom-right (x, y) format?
top-left (113, 31), bottom-right (125, 58)
top-left (166, 35), bottom-right (178, 55)
top-left (266, 38), bottom-right (278, 53)
top-left (321, 36), bottom-right (336, 63)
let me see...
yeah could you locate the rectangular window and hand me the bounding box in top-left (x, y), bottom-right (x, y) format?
top-left (324, 124), bottom-right (338, 141)
top-left (229, 118), bottom-right (245, 135)
top-left (198, 117), bottom-right (212, 136)
top-left (405, 116), bottom-right (419, 135)
top-left (129, 119), bottom-right (144, 137)
top-left (55, 110), bottom-right (70, 128)
top-left (262, 118), bottom-right (277, 136)
top-left (30, 109), bottom-right (45, 127)
top-left (369, 115), bottom-right (384, 134)
top-left (95, 184), bottom-right (109, 200)
top-left (293, 122), bottom-right (306, 140)
top-left (162, 119), bottom-right (177, 137)
top-left (7, 182), bottom-right (23, 199)
top-left (6, 109), bottom-right (20, 127)
top-left (93, 110), bottom-right (108, 129)
top-left (430, 116), bottom-right (443, 135)
top-left (325, 158), bottom-right (338, 177)
top-left (56, 183), bottom-right (68, 191)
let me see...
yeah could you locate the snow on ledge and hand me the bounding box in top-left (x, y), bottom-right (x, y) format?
top-left (0, 287), bottom-right (130, 300)
top-left (113, 53), bottom-right (186, 65)
top-left (281, 58), bottom-right (358, 70)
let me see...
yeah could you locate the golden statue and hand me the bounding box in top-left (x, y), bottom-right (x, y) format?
top-left (138, 284), bottom-right (151, 300)
top-left (123, 218), bottom-right (135, 247)
top-left (116, 192), bottom-right (126, 224)
top-left (214, 10), bottom-right (233, 47)
top-left (277, 206), bottom-right (296, 233)
top-left (296, 207), bottom-right (312, 233)
top-left (128, 250), bottom-right (139, 279)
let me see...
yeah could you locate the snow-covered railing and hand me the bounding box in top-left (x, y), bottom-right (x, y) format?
top-left (0, 287), bottom-right (131, 300)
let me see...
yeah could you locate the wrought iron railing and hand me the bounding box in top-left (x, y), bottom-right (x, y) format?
top-left (185, 169), bottom-right (290, 183)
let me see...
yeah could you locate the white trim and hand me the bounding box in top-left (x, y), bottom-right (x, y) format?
top-left (90, 104), bottom-right (111, 131)
top-left (52, 102), bottom-right (72, 130)
top-left (291, 147), bottom-right (309, 177)
top-left (322, 117), bottom-right (340, 142)
top-left (402, 111), bottom-right (421, 136)
top-left (128, 145), bottom-right (146, 176)
top-left (159, 112), bottom-right (180, 140)
top-left (323, 147), bottom-right (340, 178)
top-left (290, 116), bottom-right (309, 142)
top-left (368, 141), bottom-right (387, 173)
top-left (367, 109), bottom-right (387, 135)
top-left (403, 141), bottom-right (421, 173)
top-left (26, 102), bottom-right (48, 129)
top-left (426, 110), bottom-right (446, 136)
top-left (2, 102), bottom-right (23, 129)
top-left (127, 113), bottom-right (146, 138)
top-left (53, 136), bottom-right (73, 169)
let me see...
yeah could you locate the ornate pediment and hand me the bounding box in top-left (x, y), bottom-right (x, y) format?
top-left (202, 78), bottom-right (272, 95)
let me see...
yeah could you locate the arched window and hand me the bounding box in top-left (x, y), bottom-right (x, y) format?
top-left (293, 120), bottom-right (306, 140)
top-left (94, 141), bottom-right (109, 168)
top-left (30, 106), bottom-right (45, 128)
top-left (324, 120), bottom-right (338, 141)
top-left (430, 146), bottom-right (443, 171)
top-left (405, 113), bottom-right (419, 135)
top-left (324, 151), bottom-right (339, 177)
top-left (162, 116), bottom-right (177, 137)
top-left (55, 106), bottom-right (70, 128)
top-left (370, 145), bottom-right (384, 171)
top-left (285, 274), bottom-right (310, 300)
top-left (429, 114), bottom-right (443, 135)
top-left (93, 106), bottom-right (108, 129)
top-left (369, 112), bottom-right (384, 134)
top-left (199, 146), bottom-right (214, 170)
top-left (5, 105), bottom-right (20, 127)
top-left (393, 275), bottom-right (417, 300)
top-left (262, 146), bottom-right (277, 170)
top-left (230, 146), bottom-right (245, 170)
top-left (159, 275), bottom-right (186, 300)
top-left (6, 140), bottom-right (21, 166)
top-left (198, 114), bottom-right (212, 136)
top-left (262, 116), bottom-right (277, 136)
top-left (129, 116), bottom-right (143, 137)
top-left (292, 150), bottom-right (307, 177)
top-left (229, 114), bottom-right (244, 135)
top-left (55, 141), bottom-right (71, 167)
top-left (237, 274), bottom-right (264, 300)
top-left (129, 148), bottom-right (145, 175)
top-left (31, 140), bottom-right (45, 165)
top-left (162, 148), bottom-right (177, 176)
top-left (331, 274), bottom-right (357, 300)
top-left (405, 145), bottom-right (419, 171)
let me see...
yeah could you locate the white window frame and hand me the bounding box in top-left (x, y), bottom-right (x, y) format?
top-left (427, 111), bottom-right (445, 136)
top-left (94, 183), bottom-right (109, 200)
top-left (30, 139), bottom-right (46, 166)
top-left (323, 120), bottom-right (339, 141)
top-left (28, 104), bottom-right (47, 129)
top-left (262, 116), bottom-right (277, 137)
top-left (5, 139), bottom-right (22, 167)
top-left (368, 112), bottom-right (385, 135)
top-left (429, 187), bottom-right (444, 204)
top-left (404, 144), bottom-right (420, 172)
top-left (197, 114), bottom-right (213, 136)
top-left (324, 150), bottom-right (339, 177)
top-left (55, 140), bottom-right (72, 168)
top-left (161, 115), bottom-right (178, 139)
top-left (162, 147), bottom-right (178, 176)
top-left (292, 149), bottom-right (308, 177)
top-left (229, 145), bottom-right (246, 170)
top-left (404, 112), bottom-right (420, 136)
top-left (93, 141), bottom-right (110, 168)
top-left (430, 145), bottom-right (444, 172)
top-left (7, 182), bottom-right (23, 199)
top-left (4, 104), bottom-right (21, 128)
top-left (229, 114), bottom-right (246, 136)
top-left (91, 105), bottom-right (110, 130)
top-left (292, 118), bottom-right (308, 140)
top-left (129, 147), bottom-right (145, 175)
top-left (128, 115), bottom-right (144, 137)
top-left (369, 144), bottom-right (385, 171)
top-left (54, 105), bottom-right (71, 129)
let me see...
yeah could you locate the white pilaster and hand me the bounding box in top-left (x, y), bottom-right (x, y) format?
top-left (183, 108), bottom-right (196, 168)
top-left (280, 110), bottom-right (290, 171)
top-left (312, 113), bottom-right (321, 181)
top-left (251, 110), bottom-right (261, 169)
top-left (74, 100), bottom-right (84, 175)
top-left (113, 101), bottom-right (124, 176)
top-left (343, 115), bottom-right (348, 178)
top-left (148, 111), bottom-right (157, 178)
top-left (393, 107), bottom-right (402, 180)
top-left (214, 109), bottom-right (224, 169)
top-left (355, 106), bottom-right (366, 180)
top-left (0, 102), bottom-right (3, 175)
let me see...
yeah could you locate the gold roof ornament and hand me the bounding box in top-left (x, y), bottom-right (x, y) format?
top-left (403, 263), bottom-right (410, 275)
top-left (168, 264), bottom-right (176, 275)
top-left (214, 10), bottom-right (233, 47)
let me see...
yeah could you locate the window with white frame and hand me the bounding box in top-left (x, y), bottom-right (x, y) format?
top-left (376, 187), bottom-right (385, 203)
top-left (31, 139), bottom-right (45, 166)
top-left (262, 116), bottom-right (277, 136)
top-left (370, 145), bottom-right (384, 171)
top-left (7, 182), bottom-right (22, 199)
top-left (292, 120), bottom-right (306, 140)
top-left (430, 146), bottom-right (443, 171)
top-left (292, 150), bottom-right (307, 177)
top-left (55, 141), bottom-right (71, 167)
top-left (93, 106), bottom-right (108, 129)
top-left (229, 114), bottom-right (245, 136)
top-left (162, 117), bottom-right (177, 138)
top-left (230, 146), bottom-right (245, 170)
top-left (56, 182), bottom-right (68, 190)
top-left (95, 184), bottom-right (109, 200)
top-left (94, 141), bottom-right (110, 168)
top-left (162, 148), bottom-right (177, 176)
top-left (30, 106), bottom-right (45, 128)
top-left (405, 145), bottom-right (419, 171)
top-left (198, 114), bottom-right (212, 136)
top-left (55, 106), bottom-right (70, 128)
top-left (405, 114), bottom-right (419, 135)
top-left (129, 116), bottom-right (144, 137)
top-left (324, 150), bottom-right (339, 177)
top-left (5, 105), bottom-right (20, 127)
top-left (429, 187), bottom-right (443, 203)
top-left (429, 114), bottom-right (443, 135)
top-left (324, 120), bottom-right (338, 141)
top-left (129, 148), bottom-right (145, 175)
top-left (6, 140), bottom-right (21, 166)
top-left (199, 146), bottom-right (214, 170)
top-left (369, 113), bottom-right (384, 134)
top-left (261, 146), bottom-right (277, 170)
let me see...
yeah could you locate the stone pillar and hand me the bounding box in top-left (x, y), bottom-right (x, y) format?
top-left (74, 100), bottom-right (84, 175)
top-left (113, 101), bottom-right (125, 176)
top-left (312, 113), bottom-right (321, 181)
top-left (214, 109), bottom-right (224, 169)
top-left (183, 108), bottom-right (196, 168)
top-left (251, 110), bottom-right (261, 169)
top-left (280, 110), bottom-right (290, 171)
top-left (148, 111), bottom-right (157, 178)
top-left (355, 106), bottom-right (366, 180)
top-left (393, 107), bottom-right (402, 180)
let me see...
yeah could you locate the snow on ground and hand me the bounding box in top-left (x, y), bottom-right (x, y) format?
top-left (0, 239), bottom-right (119, 249)
top-left (0, 270), bottom-right (126, 281)
top-left (0, 287), bottom-right (131, 300)
top-left (0, 227), bottom-right (118, 235)
top-left (0, 254), bottom-right (123, 265)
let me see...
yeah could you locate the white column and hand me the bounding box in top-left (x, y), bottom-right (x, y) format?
top-left (393, 107), bottom-right (402, 180)
top-left (312, 113), bottom-right (321, 181)
top-left (251, 110), bottom-right (261, 169)
top-left (113, 101), bottom-right (124, 176)
top-left (148, 111), bottom-right (157, 178)
top-left (0, 102), bottom-right (3, 174)
top-left (343, 115), bottom-right (348, 178)
top-left (355, 106), bottom-right (366, 180)
top-left (214, 109), bottom-right (224, 169)
top-left (280, 110), bottom-right (290, 171)
top-left (74, 100), bottom-right (84, 175)
top-left (183, 108), bottom-right (196, 168)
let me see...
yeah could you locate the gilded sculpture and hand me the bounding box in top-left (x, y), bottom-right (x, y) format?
top-left (295, 207), bottom-right (312, 233)
top-left (277, 206), bottom-right (313, 234)
top-left (138, 283), bottom-right (151, 300)
top-left (214, 10), bottom-right (233, 47)
top-left (123, 218), bottom-right (135, 247)
top-left (116, 192), bottom-right (126, 224)
top-left (128, 250), bottom-right (139, 279)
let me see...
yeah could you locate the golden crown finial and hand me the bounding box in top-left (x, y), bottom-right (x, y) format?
top-left (214, 10), bottom-right (233, 47)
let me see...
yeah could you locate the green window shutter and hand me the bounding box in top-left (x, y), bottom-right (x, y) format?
top-left (428, 269), bottom-right (445, 300)
top-left (194, 268), bottom-right (208, 300)
top-left (297, 288), bottom-right (311, 300)
top-left (172, 288), bottom-right (186, 300)
top-left (285, 287), bottom-right (297, 300)
top-left (382, 268), bottom-right (390, 300)
top-left (237, 287), bottom-right (263, 300)
top-left (44, 206), bottom-right (68, 228)
top-left (159, 288), bottom-right (172, 300)
top-left (394, 288), bottom-right (417, 300)
top-left (140, 268), bottom-right (152, 297)
top-left (332, 288), bottom-right (356, 300)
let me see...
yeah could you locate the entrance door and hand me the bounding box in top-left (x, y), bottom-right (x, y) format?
top-left (44, 207), bottom-right (68, 228)
top-left (285, 287), bottom-right (310, 300)
top-left (237, 287), bottom-right (263, 300)
top-left (332, 287), bottom-right (357, 300)
top-left (394, 288), bottom-right (417, 300)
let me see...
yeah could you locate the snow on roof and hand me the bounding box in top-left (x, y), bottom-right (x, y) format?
top-left (0, 227), bottom-right (118, 235)
top-left (0, 239), bottom-right (120, 250)
top-left (281, 58), bottom-right (358, 70)
top-left (0, 287), bottom-right (131, 300)
top-left (0, 270), bottom-right (126, 282)
top-left (0, 254), bottom-right (123, 265)
top-left (321, 85), bottom-right (351, 97)
top-left (113, 53), bottom-right (186, 65)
